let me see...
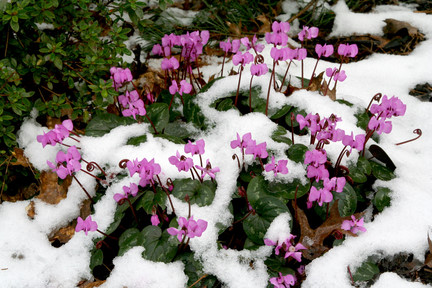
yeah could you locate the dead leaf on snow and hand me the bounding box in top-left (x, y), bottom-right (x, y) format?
top-left (38, 171), bottom-right (71, 204)
top-left (383, 19), bottom-right (419, 38)
top-left (320, 79), bottom-right (336, 101)
top-left (78, 280), bottom-right (106, 288)
top-left (49, 225), bottom-right (76, 244)
top-left (307, 71), bottom-right (324, 92)
top-left (26, 201), bottom-right (36, 219)
top-left (10, 148), bottom-right (29, 167)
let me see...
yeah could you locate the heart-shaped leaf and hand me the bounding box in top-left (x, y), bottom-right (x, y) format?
top-left (370, 161), bottom-right (395, 181)
top-left (352, 261), bottom-right (380, 282)
top-left (86, 113), bottom-right (135, 137)
top-left (142, 226), bottom-right (177, 263)
top-left (144, 103), bottom-right (169, 133)
top-left (373, 186), bottom-right (392, 212)
top-left (118, 228), bottom-right (144, 256)
top-left (172, 179), bottom-right (216, 206)
top-left (287, 144), bottom-right (309, 163)
top-left (335, 183), bottom-right (357, 217)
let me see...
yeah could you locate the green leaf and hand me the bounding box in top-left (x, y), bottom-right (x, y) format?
top-left (136, 189), bottom-right (167, 214)
top-left (10, 20), bottom-right (19, 32)
top-left (118, 228), bottom-right (144, 256)
top-left (154, 134), bottom-right (185, 144)
top-left (373, 187), bottom-right (392, 212)
top-left (172, 179), bottom-right (216, 207)
top-left (348, 166), bottom-right (367, 184)
top-left (355, 111), bottom-right (370, 131)
top-left (335, 99), bottom-right (353, 107)
top-left (126, 134), bottom-right (147, 146)
top-left (357, 157), bottom-right (371, 175)
top-left (271, 125), bottom-right (292, 145)
top-left (353, 261), bottom-right (380, 282)
top-left (144, 103), bottom-right (169, 133)
top-left (142, 226), bottom-right (177, 263)
top-left (89, 249), bottom-right (103, 270)
top-left (370, 161), bottom-right (395, 181)
top-left (246, 176), bottom-right (268, 206)
top-left (164, 121), bottom-right (193, 139)
top-left (183, 94), bottom-right (206, 129)
top-left (287, 144), bottom-right (309, 163)
top-left (53, 56), bottom-right (62, 70)
top-left (216, 98), bottom-right (235, 111)
top-left (85, 113), bottom-right (135, 137)
top-left (267, 178), bottom-right (310, 200)
top-left (265, 257), bottom-right (296, 276)
top-left (270, 105), bottom-right (292, 120)
top-left (243, 196), bottom-right (290, 244)
top-left (335, 183), bottom-right (357, 217)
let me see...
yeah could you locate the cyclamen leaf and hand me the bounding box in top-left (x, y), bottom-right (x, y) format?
top-left (370, 161), bottom-right (396, 181)
top-left (118, 228), bottom-right (144, 256)
top-left (141, 226), bottom-right (177, 263)
top-left (144, 103), bottom-right (169, 133)
top-left (335, 183), bottom-right (357, 217)
top-left (287, 144), bottom-right (309, 163)
top-left (172, 179), bottom-right (216, 207)
top-left (373, 187), bottom-right (392, 212)
top-left (89, 249), bottom-right (103, 271)
top-left (86, 113), bottom-right (135, 137)
top-left (352, 261), bottom-right (380, 282)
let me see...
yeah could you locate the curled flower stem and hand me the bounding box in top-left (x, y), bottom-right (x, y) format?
top-left (79, 168), bottom-right (106, 184)
top-left (335, 146), bottom-right (350, 173)
top-left (232, 154), bottom-right (241, 169)
top-left (156, 175), bottom-right (175, 214)
top-left (82, 159), bottom-right (107, 177)
top-left (365, 93), bottom-right (382, 113)
top-left (118, 159), bottom-right (130, 169)
top-left (395, 129), bottom-right (422, 146)
top-left (72, 175), bottom-right (93, 203)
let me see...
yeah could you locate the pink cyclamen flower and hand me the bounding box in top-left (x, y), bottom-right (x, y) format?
top-left (306, 164), bottom-right (329, 182)
top-left (326, 68), bottom-right (347, 82)
top-left (341, 215), bottom-right (367, 234)
top-left (265, 156), bottom-right (289, 177)
top-left (184, 139), bottom-right (205, 155)
top-left (75, 215), bottom-right (98, 236)
top-left (272, 21), bottom-right (290, 33)
top-left (245, 140), bottom-right (268, 159)
top-left (169, 151), bottom-right (194, 172)
top-left (169, 80), bottom-right (192, 96)
top-left (37, 119), bottom-right (74, 147)
top-left (161, 57), bottom-right (180, 71)
top-left (250, 63), bottom-right (268, 76)
top-left (152, 44), bottom-right (163, 56)
top-left (151, 214), bottom-right (160, 226)
top-left (309, 186), bottom-right (333, 206)
top-left (270, 273), bottom-right (296, 288)
top-left (118, 90), bottom-right (146, 120)
top-left (110, 67), bottom-right (133, 89)
top-left (368, 116), bottom-right (392, 134)
top-left (47, 146), bottom-right (81, 179)
top-left (114, 183), bottom-right (139, 204)
top-left (298, 26), bottom-right (319, 41)
top-left (338, 43), bottom-right (358, 58)
top-left (195, 159), bottom-right (220, 180)
top-left (220, 39), bottom-right (232, 53)
top-left (230, 132), bottom-right (253, 149)
top-left (304, 149), bottom-right (327, 167)
top-left (315, 44), bottom-right (334, 58)
top-left (232, 51), bottom-right (254, 66)
top-left (370, 95), bottom-right (406, 118)
top-left (167, 216), bottom-right (208, 242)
top-left (323, 177), bottom-right (346, 193)
top-left (264, 235), bottom-right (306, 262)
top-left (138, 158), bottom-right (161, 187)
top-left (342, 132), bottom-right (365, 152)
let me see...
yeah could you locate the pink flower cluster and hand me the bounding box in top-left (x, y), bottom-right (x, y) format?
top-left (110, 67), bottom-right (133, 90)
top-left (113, 182), bottom-right (138, 204)
top-left (309, 176), bottom-right (346, 207)
top-left (270, 273), bottom-right (296, 288)
top-left (169, 80), bottom-right (192, 96)
top-left (47, 146), bottom-right (81, 179)
top-left (118, 90), bottom-right (146, 120)
top-left (231, 132), bottom-right (268, 160)
top-left (264, 234), bottom-right (306, 262)
top-left (341, 215), bottom-right (367, 234)
top-left (368, 95), bottom-right (406, 135)
top-left (37, 119), bottom-right (74, 147)
top-left (167, 216), bottom-right (208, 242)
top-left (127, 158), bottom-right (161, 187)
top-left (265, 156), bottom-right (289, 177)
top-left (75, 215), bottom-right (98, 236)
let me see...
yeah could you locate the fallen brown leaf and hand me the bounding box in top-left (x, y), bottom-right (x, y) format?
top-left (383, 19), bottom-right (419, 38)
top-left (257, 14), bottom-right (271, 34)
top-left (320, 79), bottom-right (336, 101)
top-left (26, 201), bottom-right (36, 219)
top-left (307, 71), bottom-right (324, 92)
top-left (50, 225), bottom-right (76, 244)
top-left (10, 148), bottom-right (30, 167)
top-left (38, 171), bottom-right (71, 204)
top-left (227, 21), bottom-right (242, 37)
top-left (78, 280), bottom-right (106, 288)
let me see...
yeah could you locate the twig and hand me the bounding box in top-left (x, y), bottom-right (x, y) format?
top-left (288, 0), bottom-right (319, 23)
top-left (188, 274), bottom-right (209, 288)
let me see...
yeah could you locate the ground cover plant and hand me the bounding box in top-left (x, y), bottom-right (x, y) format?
top-left (1, 1), bottom-right (432, 288)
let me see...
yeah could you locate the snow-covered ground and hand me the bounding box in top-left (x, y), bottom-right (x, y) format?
top-left (1, 1), bottom-right (432, 287)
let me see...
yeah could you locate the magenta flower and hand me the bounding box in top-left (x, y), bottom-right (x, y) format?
top-left (304, 149), bottom-right (327, 167)
top-left (114, 183), bottom-right (138, 204)
top-left (250, 63), bottom-right (268, 76)
top-left (75, 215), bottom-right (98, 236)
top-left (110, 67), bottom-right (133, 89)
top-left (152, 44), bottom-right (163, 56)
top-left (296, 113), bottom-right (320, 133)
top-left (195, 159), bottom-right (220, 180)
top-left (323, 177), bottom-right (346, 193)
top-left (265, 235), bottom-right (306, 262)
top-left (272, 21), bottom-right (290, 33)
top-left (169, 151), bottom-right (194, 172)
top-left (370, 95), bottom-right (406, 118)
top-left (162, 33), bottom-right (180, 48)
top-left (309, 186), bottom-right (333, 206)
top-left (338, 43), bottom-right (358, 58)
top-left (184, 139), bottom-right (205, 156)
top-left (167, 216), bottom-right (208, 242)
top-left (265, 156), bottom-right (289, 177)
top-left (306, 165), bottom-right (329, 182)
top-left (232, 51), bottom-right (253, 66)
top-left (138, 158), bottom-right (162, 187)
top-left (37, 119), bottom-right (74, 147)
top-left (341, 215), bottom-right (367, 234)
top-left (161, 57), bottom-right (180, 71)
top-left (245, 140), bottom-right (268, 159)
top-left (169, 80), bottom-right (192, 96)
top-left (270, 273), bottom-right (296, 288)
top-left (315, 44), bottom-right (334, 58)
top-left (220, 40), bottom-right (232, 53)
top-left (368, 116), bottom-right (392, 134)
top-left (326, 68), bottom-right (347, 82)
top-left (47, 146), bottom-right (81, 179)
top-left (270, 47), bottom-right (288, 61)
top-left (230, 132), bottom-right (252, 149)
top-left (118, 90), bottom-right (146, 120)
top-left (151, 214), bottom-right (160, 226)
top-left (342, 132), bottom-right (365, 152)
top-left (298, 26), bottom-right (319, 41)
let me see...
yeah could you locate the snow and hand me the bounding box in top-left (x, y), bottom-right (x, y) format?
top-left (2, 1), bottom-right (432, 287)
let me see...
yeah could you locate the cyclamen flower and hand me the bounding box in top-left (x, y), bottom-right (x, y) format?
top-left (368, 116), bottom-right (392, 134)
top-left (270, 273), bottom-right (296, 288)
top-left (195, 159), bottom-right (220, 180)
top-left (264, 235), bottom-right (306, 262)
top-left (110, 67), bottom-right (133, 89)
top-left (113, 183), bottom-right (138, 204)
top-left (152, 44), bottom-right (163, 56)
top-left (342, 132), bottom-right (365, 152)
top-left (47, 146), bottom-right (81, 179)
top-left (169, 151), bottom-right (194, 172)
top-left (298, 26), bottom-right (319, 41)
top-left (265, 156), bottom-right (289, 177)
top-left (230, 132), bottom-right (252, 149)
top-left (270, 47), bottom-right (288, 61)
top-left (338, 43), bottom-right (358, 58)
top-left (304, 149), bottom-right (327, 167)
top-left (370, 95), bottom-right (406, 118)
top-left (37, 119), bottom-right (74, 147)
top-left (75, 216), bottom-right (98, 236)
top-left (184, 139), bottom-right (205, 155)
top-left (326, 68), bottom-right (347, 82)
top-left (241, 35), bottom-right (264, 53)
top-left (323, 177), bottom-right (346, 193)
top-left (151, 214), bottom-right (160, 226)
top-left (161, 57), bottom-right (180, 71)
top-left (245, 140), bottom-right (268, 159)
top-left (169, 80), bottom-right (192, 96)
top-left (118, 90), bottom-right (146, 120)
top-left (309, 186), bottom-right (333, 206)
top-left (306, 164), bottom-right (329, 182)
top-left (297, 113), bottom-right (320, 133)
top-left (167, 216), bottom-right (208, 242)
top-left (138, 158), bottom-right (161, 187)
top-left (250, 63), bottom-right (268, 76)
top-left (315, 44), bottom-right (334, 58)
top-left (341, 215), bottom-right (367, 234)
top-left (232, 51), bottom-right (254, 66)
top-left (272, 21), bottom-right (290, 33)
